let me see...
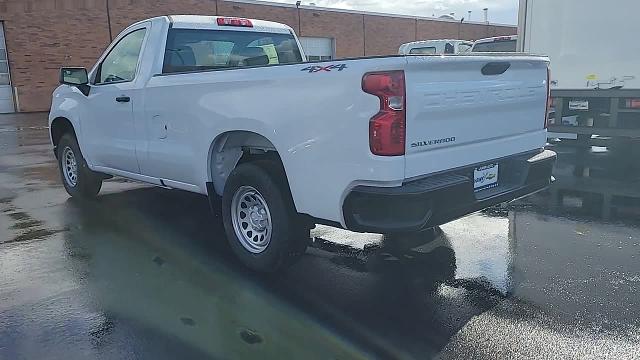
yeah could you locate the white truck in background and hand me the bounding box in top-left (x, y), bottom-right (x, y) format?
top-left (398, 40), bottom-right (474, 55)
top-left (518, 0), bottom-right (640, 140)
top-left (49, 15), bottom-right (555, 272)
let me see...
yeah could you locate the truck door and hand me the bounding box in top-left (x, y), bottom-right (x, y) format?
top-left (82, 26), bottom-right (148, 173)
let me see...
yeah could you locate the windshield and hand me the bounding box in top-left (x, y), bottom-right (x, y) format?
top-left (472, 39), bottom-right (517, 52)
top-left (409, 46), bottom-right (437, 54)
top-left (457, 43), bottom-right (472, 53)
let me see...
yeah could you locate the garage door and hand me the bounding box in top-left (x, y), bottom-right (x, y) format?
top-left (0, 22), bottom-right (14, 113)
top-left (299, 37), bottom-right (334, 61)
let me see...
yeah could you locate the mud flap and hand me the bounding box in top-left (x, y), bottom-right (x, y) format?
top-left (206, 182), bottom-right (222, 218)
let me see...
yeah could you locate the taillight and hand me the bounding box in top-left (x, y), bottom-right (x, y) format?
top-left (362, 71), bottom-right (406, 156)
top-left (625, 99), bottom-right (640, 109)
top-left (216, 17), bottom-right (253, 27)
top-left (545, 67), bottom-right (551, 128)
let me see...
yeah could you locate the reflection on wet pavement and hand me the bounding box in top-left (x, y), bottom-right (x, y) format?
top-left (1, 113), bottom-right (639, 359)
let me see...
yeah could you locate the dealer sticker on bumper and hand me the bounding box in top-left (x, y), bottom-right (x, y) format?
top-left (474, 163), bottom-right (499, 192)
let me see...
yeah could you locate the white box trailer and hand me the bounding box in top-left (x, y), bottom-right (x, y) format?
top-left (518, 0), bottom-right (640, 139)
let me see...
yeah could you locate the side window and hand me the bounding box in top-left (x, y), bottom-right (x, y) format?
top-left (96, 28), bottom-right (146, 84)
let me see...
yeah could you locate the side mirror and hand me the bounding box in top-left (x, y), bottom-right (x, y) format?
top-left (59, 67), bottom-right (89, 96)
top-left (60, 67), bottom-right (88, 85)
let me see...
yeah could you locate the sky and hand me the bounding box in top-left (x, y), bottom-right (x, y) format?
top-left (267, 0), bottom-right (519, 24)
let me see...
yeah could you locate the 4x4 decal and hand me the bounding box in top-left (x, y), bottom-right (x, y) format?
top-left (301, 64), bottom-right (347, 73)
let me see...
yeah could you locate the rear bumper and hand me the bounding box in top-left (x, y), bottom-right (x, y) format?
top-left (342, 149), bottom-right (556, 233)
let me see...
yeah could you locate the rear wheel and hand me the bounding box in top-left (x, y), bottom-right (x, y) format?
top-left (222, 160), bottom-right (308, 272)
top-left (57, 133), bottom-right (102, 198)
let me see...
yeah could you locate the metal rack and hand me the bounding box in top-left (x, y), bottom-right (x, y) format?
top-left (548, 89), bottom-right (640, 143)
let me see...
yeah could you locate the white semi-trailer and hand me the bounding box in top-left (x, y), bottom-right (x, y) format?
top-left (518, 0), bottom-right (640, 140)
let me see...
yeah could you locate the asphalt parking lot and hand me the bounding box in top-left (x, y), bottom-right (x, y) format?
top-left (1, 113), bottom-right (639, 359)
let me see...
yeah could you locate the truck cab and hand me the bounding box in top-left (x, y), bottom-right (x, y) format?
top-left (399, 40), bottom-right (474, 55)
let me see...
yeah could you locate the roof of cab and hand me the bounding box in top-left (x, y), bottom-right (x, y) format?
top-left (403, 39), bottom-right (472, 46)
top-left (167, 15), bottom-right (293, 34)
top-left (474, 35), bottom-right (518, 44)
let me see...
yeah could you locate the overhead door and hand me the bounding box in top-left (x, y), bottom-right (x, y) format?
top-left (299, 37), bottom-right (334, 61)
top-left (0, 22), bottom-right (14, 113)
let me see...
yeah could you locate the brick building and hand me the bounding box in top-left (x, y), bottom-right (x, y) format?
top-left (0, 0), bottom-right (515, 112)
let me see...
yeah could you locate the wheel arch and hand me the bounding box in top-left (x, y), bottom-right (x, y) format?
top-left (50, 117), bottom-right (77, 158)
top-left (207, 130), bottom-right (287, 197)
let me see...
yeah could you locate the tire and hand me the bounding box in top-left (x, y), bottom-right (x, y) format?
top-left (57, 133), bottom-right (102, 199)
top-left (222, 160), bottom-right (308, 272)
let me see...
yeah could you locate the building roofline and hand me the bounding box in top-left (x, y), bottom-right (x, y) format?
top-left (223, 0), bottom-right (517, 27)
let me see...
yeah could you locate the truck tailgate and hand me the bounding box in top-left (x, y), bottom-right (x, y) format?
top-left (403, 55), bottom-right (549, 179)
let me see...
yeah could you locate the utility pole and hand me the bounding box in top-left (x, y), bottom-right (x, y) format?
top-left (296, 1), bottom-right (302, 35)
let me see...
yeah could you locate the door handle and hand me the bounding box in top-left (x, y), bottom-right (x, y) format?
top-left (115, 96), bottom-right (130, 103)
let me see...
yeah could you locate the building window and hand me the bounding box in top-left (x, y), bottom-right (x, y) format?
top-left (0, 21), bottom-right (14, 113)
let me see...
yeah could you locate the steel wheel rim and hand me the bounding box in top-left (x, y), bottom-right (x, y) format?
top-left (231, 186), bottom-right (272, 254)
top-left (62, 146), bottom-right (78, 187)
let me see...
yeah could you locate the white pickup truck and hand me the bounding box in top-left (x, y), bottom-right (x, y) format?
top-left (398, 40), bottom-right (474, 55)
top-left (49, 15), bottom-right (555, 271)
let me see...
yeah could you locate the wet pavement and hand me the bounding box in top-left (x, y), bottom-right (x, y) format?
top-left (1, 112), bottom-right (640, 359)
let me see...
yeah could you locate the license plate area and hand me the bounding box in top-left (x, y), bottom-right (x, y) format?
top-left (568, 99), bottom-right (589, 110)
top-left (474, 163), bottom-right (499, 192)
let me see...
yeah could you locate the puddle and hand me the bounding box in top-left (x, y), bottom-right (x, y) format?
top-left (89, 317), bottom-right (116, 348)
top-left (9, 218), bottom-right (43, 230)
top-left (8, 228), bottom-right (66, 244)
top-left (180, 317), bottom-right (196, 326)
top-left (0, 199), bottom-right (67, 244)
top-left (152, 255), bottom-right (165, 266)
top-left (239, 329), bottom-right (263, 345)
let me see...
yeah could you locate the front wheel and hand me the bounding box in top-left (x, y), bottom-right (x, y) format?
top-left (57, 133), bottom-right (102, 199)
top-left (222, 161), bottom-right (308, 272)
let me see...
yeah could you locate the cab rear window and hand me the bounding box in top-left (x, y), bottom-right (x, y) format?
top-left (162, 29), bottom-right (303, 74)
top-left (471, 39), bottom-right (517, 52)
top-left (409, 47), bottom-right (437, 55)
